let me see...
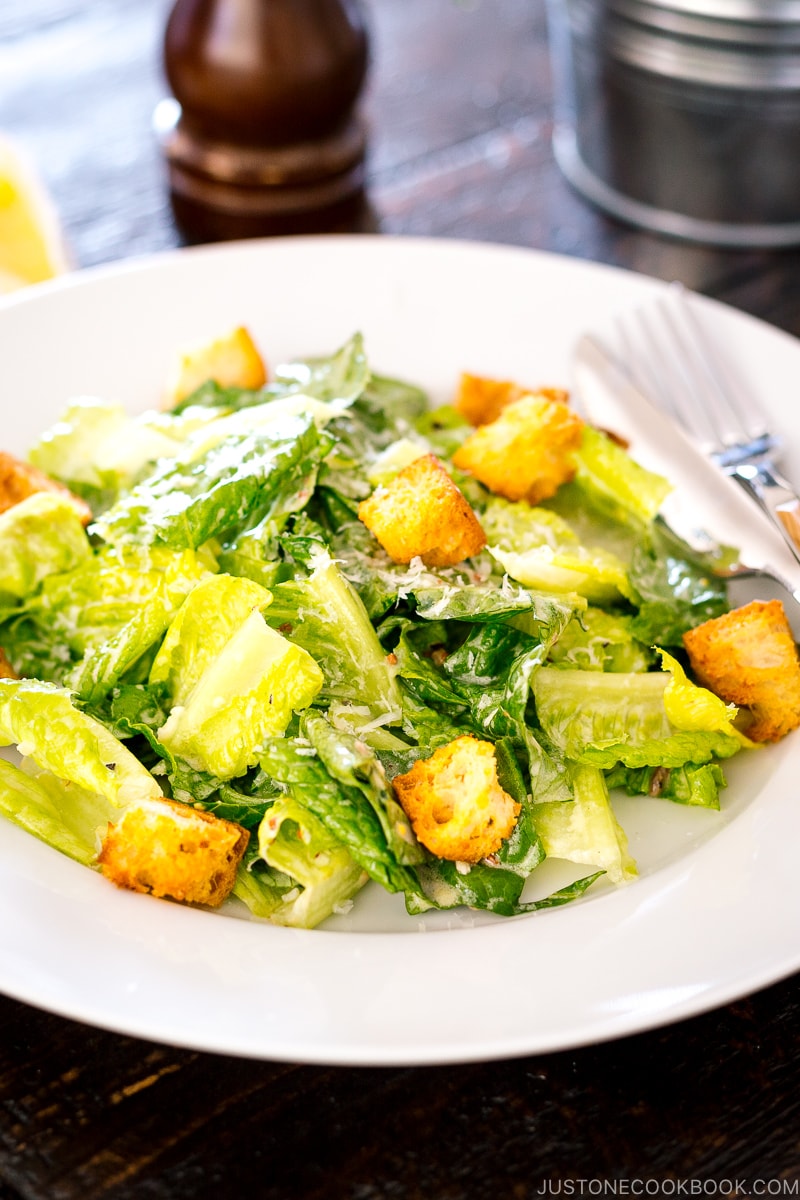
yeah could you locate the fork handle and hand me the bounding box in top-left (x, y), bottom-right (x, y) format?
top-left (730, 462), bottom-right (800, 565)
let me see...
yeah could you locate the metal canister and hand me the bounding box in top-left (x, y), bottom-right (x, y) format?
top-left (546, 0), bottom-right (800, 245)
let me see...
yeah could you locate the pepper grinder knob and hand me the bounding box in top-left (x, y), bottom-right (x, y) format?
top-left (158, 0), bottom-right (370, 240)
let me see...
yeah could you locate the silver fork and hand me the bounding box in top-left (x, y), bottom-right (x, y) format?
top-left (572, 332), bottom-right (800, 639)
top-left (616, 283), bottom-right (800, 567)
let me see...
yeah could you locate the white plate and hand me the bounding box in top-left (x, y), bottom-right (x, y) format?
top-left (2, 235), bottom-right (800, 1065)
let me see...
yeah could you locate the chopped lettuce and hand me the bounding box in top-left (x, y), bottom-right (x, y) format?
top-left (628, 519), bottom-right (730, 646)
top-left (0, 679), bottom-right (161, 807)
top-left (23, 543), bottom-right (211, 660)
top-left (532, 665), bottom-right (743, 768)
top-left (215, 514), bottom-right (290, 589)
top-left (263, 556), bottom-right (403, 733)
top-left (157, 611), bottom-right (323, 779)
top-left (531, 763), bottom-right (636, 885)
top-left (255, 795), bottom-right (367, 928)
top-left (658, 648), bottom-right (749, 743)
top-left (0, 758), bottom-right (105, 865)
top-left (24, 545), bottom-right (213, 703)
top-left (0, 493), bottom-right (91, 600)
top-left (149, 574), bottom-right (273, 706)
top-left (573, 425), bottom-right (672, 524)
top-left (367, 438), bottom-right (429, 486)
top-left (0, 329), bottom-right (758, 929)
top-left (170, 332), bottom-right (370, 415)
top-left (605, 761), bottom-right (727, 809)
top-left (93, 412), bottom-right (333, 549)
top-left (547, 607), bottom-right (653, 673)
top-left (28, 397), bottom-right (190, 512)
top-left (301, 710), bottom-right (425, 865)
top-left (259, 732), bottom-right (422, 900)
top-left (482, 497), bottom-right (633, 604)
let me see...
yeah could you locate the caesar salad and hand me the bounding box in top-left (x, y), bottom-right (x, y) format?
top-left (1, 325), bottom-right (797, 928)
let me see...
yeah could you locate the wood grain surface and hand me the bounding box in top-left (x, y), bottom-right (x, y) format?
top-left (1, 1), bottom-right (799, 1196)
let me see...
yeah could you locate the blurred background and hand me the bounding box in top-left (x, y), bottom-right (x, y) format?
top-left (7, 0), bottom-right (784, 312)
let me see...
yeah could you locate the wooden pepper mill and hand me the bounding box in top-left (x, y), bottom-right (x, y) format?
top-left (158, 0), bottom-right (370, 241)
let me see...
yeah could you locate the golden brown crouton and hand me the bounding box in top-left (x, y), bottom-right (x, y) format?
top-left (98, 796), bottom-right (249, 907)
top-left (0, 451), bottom-right (92, 524)
top-left (358, 453), bottom-right (486, 568)
top-left (452, 394), bottom-right (584, 504)
top-left (163, 325), bottom-right (267, 408)
top-left (683, 599), bottom-right (800, 743)
top-left (455, 373), bottom-right (569, 427)
top-left (392, 735), bottom-right (520, 863)
top-left (0, 649), bottom-right (18, 680)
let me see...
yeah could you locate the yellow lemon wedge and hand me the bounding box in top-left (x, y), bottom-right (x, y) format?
top-left (0, 136), bottom-right (69, 292)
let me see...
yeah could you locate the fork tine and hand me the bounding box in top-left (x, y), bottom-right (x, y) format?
top-left (663, 284), bottom-right (771, 447)
top-left (615, 284), bottom-right (773, 454)
top-left (631, 303), bottom-right (720, 448)
top-left (605, 286), bottom-right (800, 570)
top-left (616, 302), bottom-right (720, 450)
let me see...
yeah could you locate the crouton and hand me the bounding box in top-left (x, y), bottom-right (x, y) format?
top-left (163, 325), bottom-right (267, 408)
top-left (0, 451), bottom-right (92, 524)
top-left (98, 796), bottom-right (249, 907)
top-left (0, 648), bottom-right (18, 680)
top-left (452, 394), bottom-right (584, 504)
top-left (392, 735), bottom-right (520, 863)
top-left (683, 599), bottom-right (800, 742)
top-left (358, 453), bottom-right (486, 568)
top-left (455, 373), bottom-right (569, 427)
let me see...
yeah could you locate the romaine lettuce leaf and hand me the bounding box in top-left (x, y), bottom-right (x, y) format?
top-left (232, 845), bottom-right (295, 919)
top-left (388, 613), bottom-right (573, 804)
top-left (573, 425), bottom-right (672, 524)
top-left (28, 397), bottom-right (182, 509)
top-left (149, 573), bottom-right (273, 706)
top-left (0, 758), bottom-right (103, 865)
top-left (409, 857), bottom-right (604, 916)
top-left (628, 519), bottom-right (729, 646)
top-left (272, 333), bottom-right (370, 408)
top-left (259, 734), bottom-right (422, 898)
top-left (0, 607), bottom-right (77, 683)
top-left (38, 547), bottom-right (214, 705)
top-left (414, 576), bottom-right (574, 625)
top-left (412, 404), bottom-right (471, 459)
top-left (301, 710), bottom-right (425, 865)
top-left (99, 681), bottom-right (283, 822)
top-left (216, 514), bottom-right (290, 589)
top-left (658, 648), bottom-right (746, 741)
top-left (605, 761), bottom-right (726, 809)
top-left (264, 557), bottom-right (402, 732)
top-left (157, 611), bottom-right (323, 779)
top-left (532, 665), bottom-right (742, 768)
top-left (482, 497), bottom-right (633, 603)
top-left (412, 858), bottom-right (533, 916)
top-left (171, 332), bottom-right (370, 415)
top-left (547, 607), bottom-right (653, 673)
top-left (93, 412), bottom-right (333, 549)
top-left (366, 438), bottom-right (430, 486)
top-left (256, 794), bottom-right (367, 927)
top-left (358, 371), bottom-right (430, 431)
top-left (28, 544), bottom-right (212, 661)
top-left (531, 763), bottom-right (637, 885)
top-left (0, 679), bottom-right (161, 807)
top-left (0, 493), bottom-right (91, 600)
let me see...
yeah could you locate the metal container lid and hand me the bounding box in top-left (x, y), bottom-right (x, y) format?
top-left (608, 0), bottom-right (800, 40)
top-left (628, 0), bottom-right (800, 20)
top-left (579, 0), bottom-right (800, 85)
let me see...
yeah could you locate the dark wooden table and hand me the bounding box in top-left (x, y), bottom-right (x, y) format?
top-left (2, 2), bottom-right (800, 1197)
